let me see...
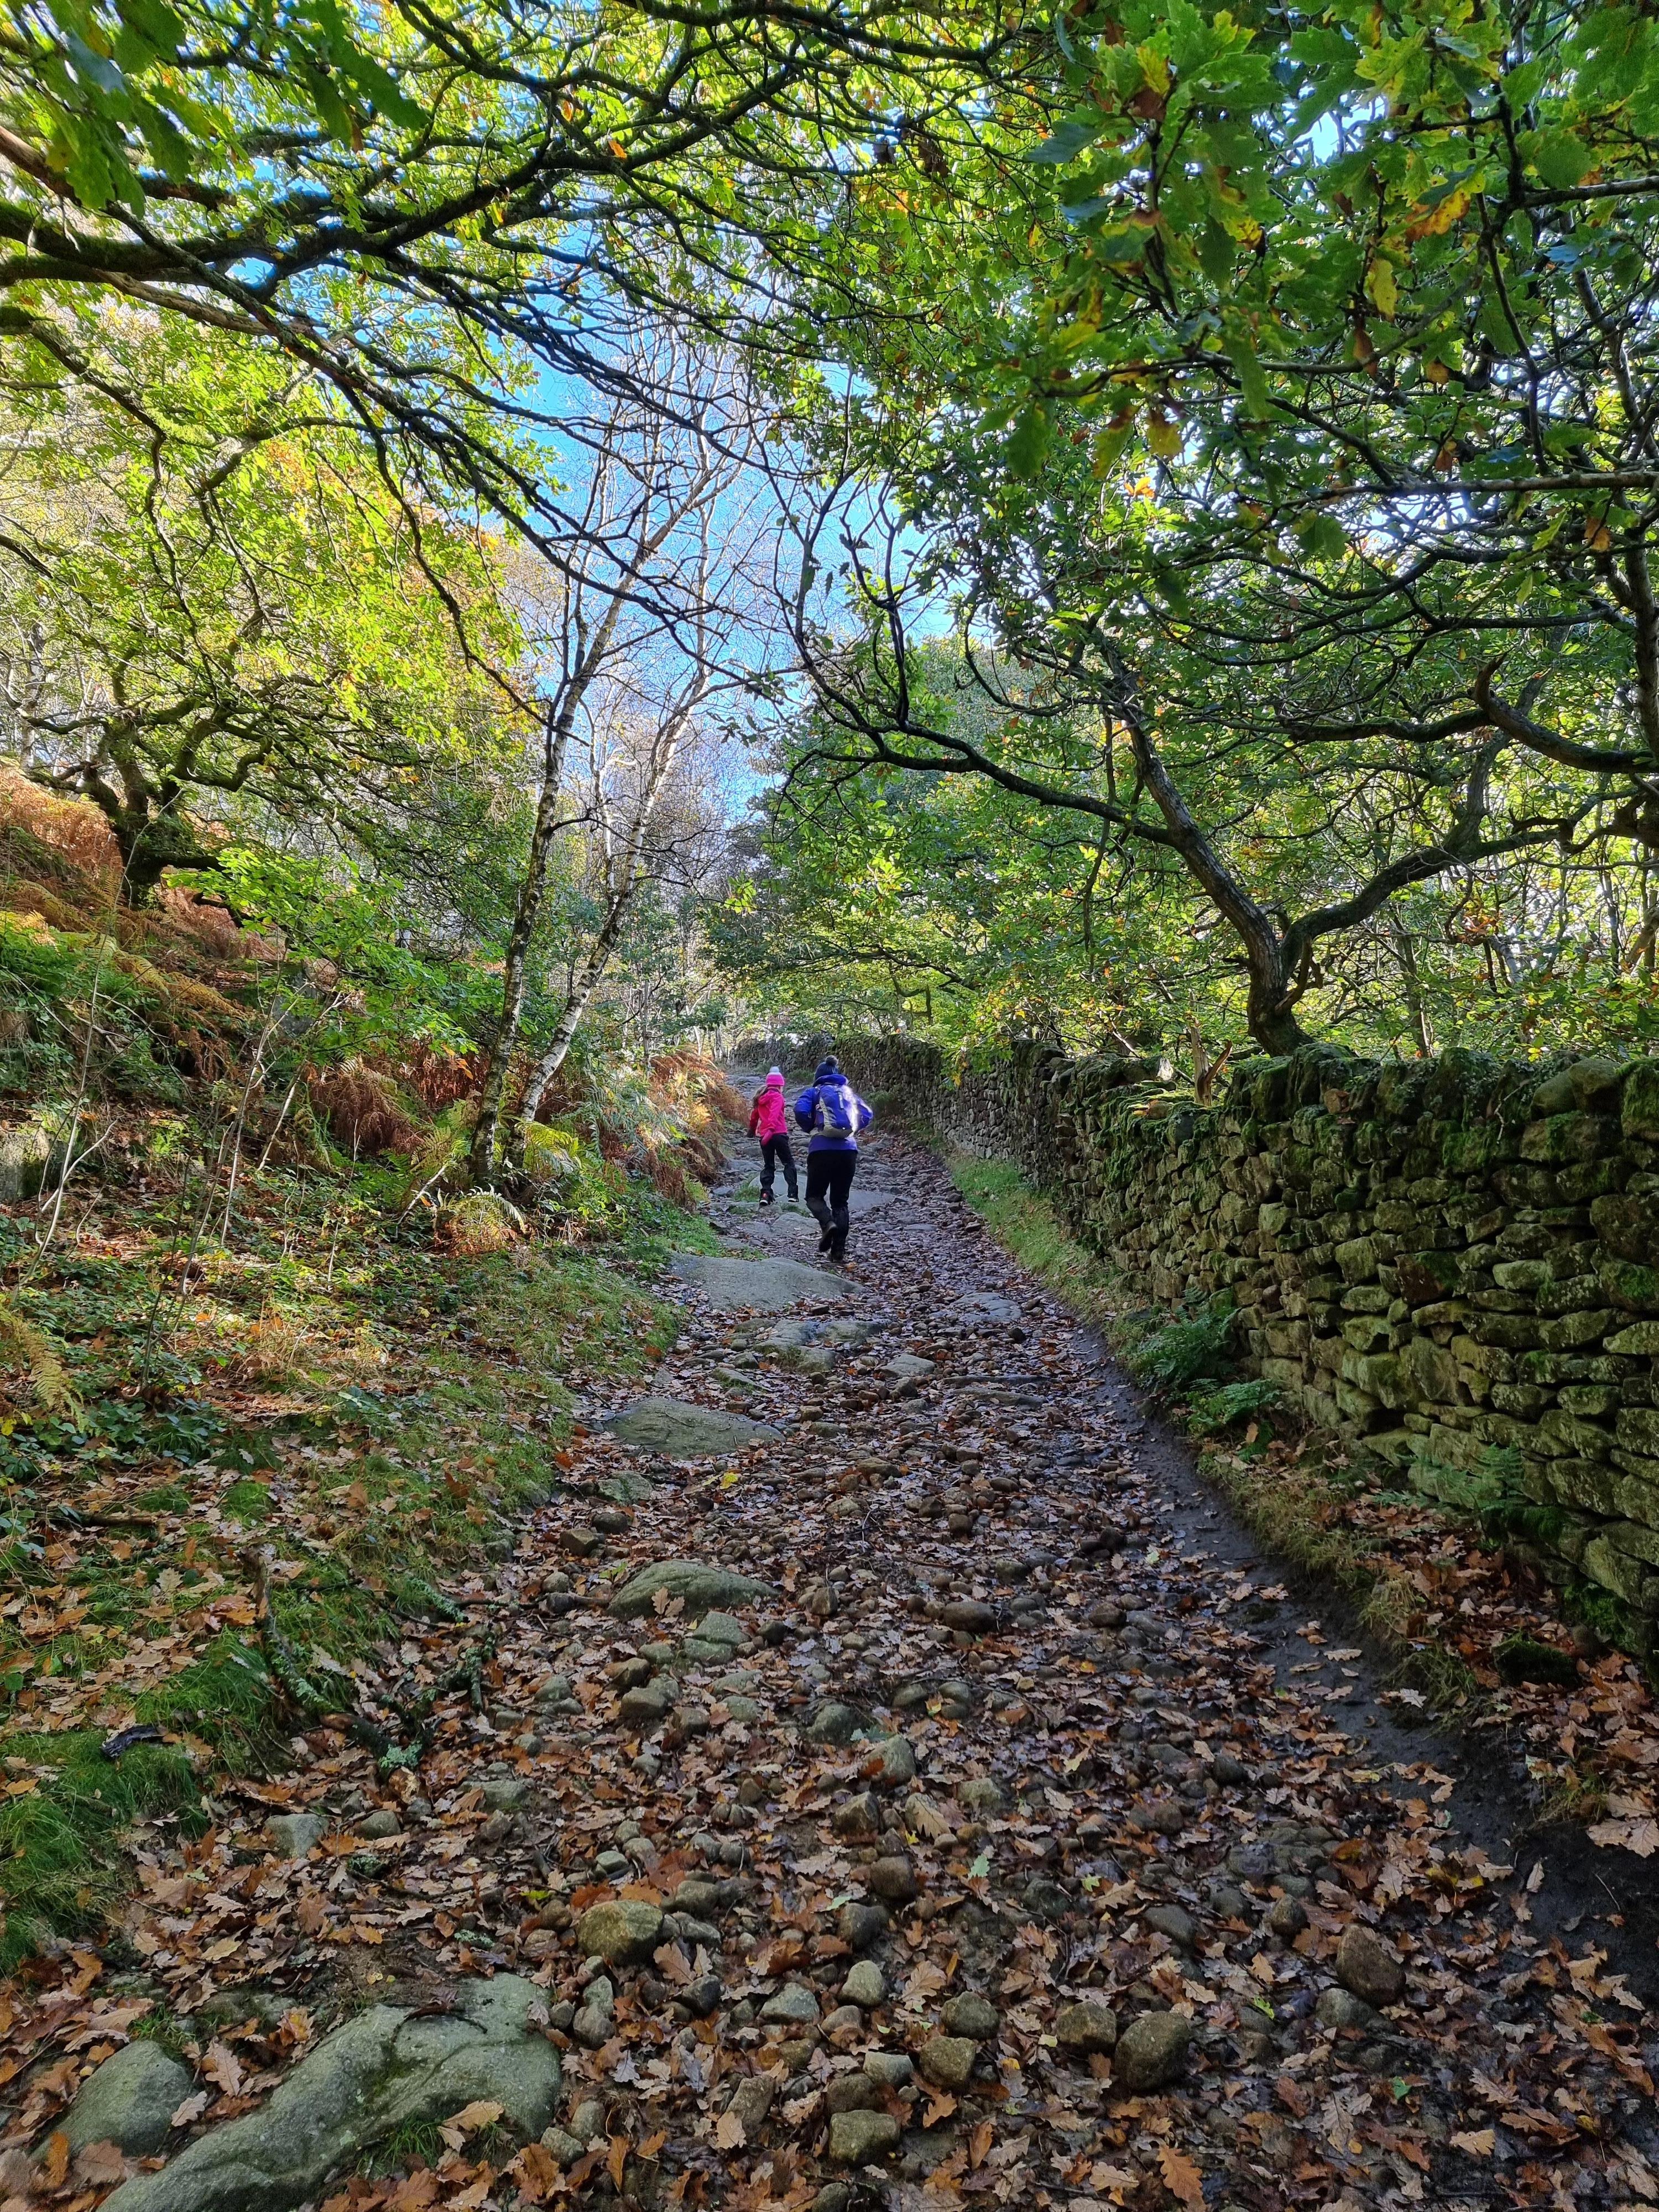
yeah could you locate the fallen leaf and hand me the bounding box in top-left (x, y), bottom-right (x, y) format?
top-left (202, 2041), bottom-right (243, 2096)
top-left (1158, 2145), bottom-right (1205, 2208)
top-left (1451, 2129), bottom-right (1496, 2156)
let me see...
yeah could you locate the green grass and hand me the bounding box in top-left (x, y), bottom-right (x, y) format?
top-left (0, 1734), bottom-right (205, 1970)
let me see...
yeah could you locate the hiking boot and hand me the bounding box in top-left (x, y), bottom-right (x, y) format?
top-left (758, 1191), bottom-right (774, 1207)
top-left (817, 1227), bottom-right (834, 1254)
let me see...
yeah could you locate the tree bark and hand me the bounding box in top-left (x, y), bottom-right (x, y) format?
top-left (467, 706), bottom-right (577, 1185)
top-left (504, 898), bottom-right (630, 1171)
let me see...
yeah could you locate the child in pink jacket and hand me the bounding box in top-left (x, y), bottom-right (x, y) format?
top-left (748, 1067), bottom-right (799, 1205)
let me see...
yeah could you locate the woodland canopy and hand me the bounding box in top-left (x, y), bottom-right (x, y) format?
top-left (6, 0), bottom-right (1659, 1090)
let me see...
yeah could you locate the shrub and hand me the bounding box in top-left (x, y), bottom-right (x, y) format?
top-left (436, 1190), bottom-right (525, 1254)
top-left (309, 1060), bottom-right (420, 1157)
top-left (1185, 1377), bottom-right (1279, 1434)
top-left (1119, 1297), bottom-right (1237, 1395)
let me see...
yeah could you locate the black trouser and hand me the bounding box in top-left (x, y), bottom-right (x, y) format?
top-left (805, 1147), bottom-right (858, 1256)
top-left (760, 1134), bottom-right (797, 1199)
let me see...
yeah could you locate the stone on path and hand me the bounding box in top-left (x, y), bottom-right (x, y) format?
top-left (265, 1813), bottom-right (326, 1859)
top-left (61, 2041), bottom-right (193, 2156)
top-left (828, 2109), bottom-right (900, 2164)
top-left (946, 1291), bottom-right (1022, 1326)
top-left (100, 1979), bottom-right (559, 2212)
top-left (609, 1560), bottom-right (775, 1620)
top-left (918, 2034), bottom-right (977, 2090)
top-left (1053, 2000), bottom-right (1118, 2055)
top-left (670, 1253), bottom-right (859, 1312)
top-left (577, 1900), bottom-right (663, 1964)
top-left (882, 1352), bottom-right (935, 1383)
top-left (603, 1396), bottom-right (780, 1455)
top-left (1112, 2010), bottom-right (1190, 2091)
top-left (1335, 1924), bottom-right (1405, 2007)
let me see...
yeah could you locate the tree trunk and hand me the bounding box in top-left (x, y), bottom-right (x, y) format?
top-left (468, 711), bottom-right (576, 1186)
top-left (504, 900), bottom-right (629, 1172)
top-left (1118, 696), bottom-right (1309, 1055)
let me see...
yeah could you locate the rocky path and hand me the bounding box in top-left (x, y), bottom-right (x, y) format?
top-left (12, 1128), bottom-right (1659, 2212)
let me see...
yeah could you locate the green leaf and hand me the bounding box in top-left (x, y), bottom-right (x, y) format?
top-left (1029, 111), bottom-right (1109, 165)
top-left (1005, 403), bottom-right (1052, 479)
top-left (1515, 127), bottom-right (1594, 189)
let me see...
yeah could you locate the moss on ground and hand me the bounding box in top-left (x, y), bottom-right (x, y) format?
top-left (0, 1156), bottom-right (705, 1966)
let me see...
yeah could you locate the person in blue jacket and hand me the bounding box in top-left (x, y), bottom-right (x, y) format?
top-left (794, 1056), bottom-right (873, 1264)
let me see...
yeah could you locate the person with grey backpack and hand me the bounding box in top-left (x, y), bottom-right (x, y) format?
top-left (792, 1056), bottom-right (873, 1264)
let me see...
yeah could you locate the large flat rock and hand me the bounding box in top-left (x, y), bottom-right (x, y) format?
top-left (101, 1977), bottom-right (558, 2212)
top-left (603, 1395), bottom-right (781, 1455)
top-left (670, 1253), bottom-right (854, 1312)
top-left (609, 1559), bottom-right (776, 1619)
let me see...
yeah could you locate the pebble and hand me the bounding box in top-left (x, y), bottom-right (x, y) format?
top-left (619, 1680), bottom-right (674, 1724)
top-left (842, 1960), bottom-right (886, 2009)
top-left (1317, 1985), bottom-right (1379, 2032)
top-left (833, 1791), bottom-right (881, 1838)
top-left (958, 1776), bottom-right (1006, 1812)
top-left (876, 1735), bottom-right (917, 1786)
top-left (866, 1855), bottom-right (919, 1905)
top-left (1142, 1902), bottom-right (1197, 1948)
top-left (356, 1808), bottom-right (401, 1839)
top-left (940, 1600), bottom-right (996, 1633)
top-left (1053, 2000), bottom-right (1118, 2054)
top-left (940, 1992), bottom-right (999, 2040)
top-left (864, 2052), bottom-right (913, 2088)
top-left (822, 2004), bottom-right (864, 2036)
top-left (577, 1900), bottom-right (663, 1965)
top-left (808, 1702), bottom-right (862, 1745)
top-left (838, 1901), bottom-right (890, 1950)
top-left (266, 1813), bottom-right (326, 1858)
top-left (760, 1982), bottom-right (821, 2025)
top-left (1336, 1922), bottom-right (1406, 2006)
top-left (1267, 1895), bottom-right (1308, 1938)
top-left (826, 2075), bottom-right (880, 2114)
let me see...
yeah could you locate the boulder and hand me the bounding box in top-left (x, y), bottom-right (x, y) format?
top-left (577, 1900), bottom-right (664, 1965)
top-left (602, 1398), bottom-right (780, 1457)
top-left (669, 1253), bottom-right (858, 1312)
top-left (61, 2042), bottom-right (193, 2156)
top-left (99, 1979), bottom-right (558, 2212)
top-left (609, 1560), bottom-right (774, 1620)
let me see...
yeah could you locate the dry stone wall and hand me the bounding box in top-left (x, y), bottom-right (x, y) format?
top-left (841, 1032), bottom-right (1659, 1651)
